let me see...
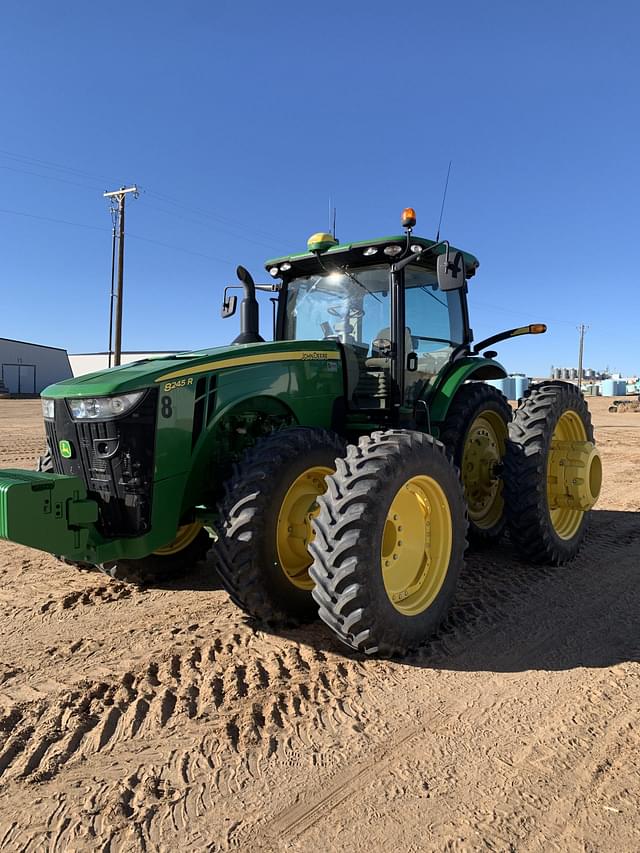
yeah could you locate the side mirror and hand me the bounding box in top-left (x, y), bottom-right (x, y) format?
top-left (221, 293), bottom-right (237, 318)
top-left (437, 250), bottom-right (466, 291)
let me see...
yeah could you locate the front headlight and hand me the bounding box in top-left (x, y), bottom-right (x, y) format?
top-left (42, 398), bottom-right (55, 420)
top-left (68, 391), bottom-right (145, 420)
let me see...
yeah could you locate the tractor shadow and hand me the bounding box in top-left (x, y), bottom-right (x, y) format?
top-left (248, 509), bottom-right (640, 674)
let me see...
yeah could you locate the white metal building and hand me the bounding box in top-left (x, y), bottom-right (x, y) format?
top-left (0, 337), bottom-right (73, 396)
top-left (69, 351), bottom-right (175, 377)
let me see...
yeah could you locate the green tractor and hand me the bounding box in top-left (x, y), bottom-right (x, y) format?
top-left (0, 208), bottom-right (602, 655)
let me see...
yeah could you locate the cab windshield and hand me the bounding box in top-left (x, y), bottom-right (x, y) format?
top-left (283, 265), bottom-right (390, 355)
top-left (283, 262), bottom-right (465, 411)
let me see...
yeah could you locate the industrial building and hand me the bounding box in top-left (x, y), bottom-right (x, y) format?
top-left (0, 337), bottom-right (72, 396)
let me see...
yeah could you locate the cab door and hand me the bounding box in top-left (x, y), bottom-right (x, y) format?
top-left (402, 265), bottom-right (466, 406)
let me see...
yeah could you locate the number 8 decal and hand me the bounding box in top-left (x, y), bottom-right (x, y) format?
top-left (161, 396), bottom-right (173, 418)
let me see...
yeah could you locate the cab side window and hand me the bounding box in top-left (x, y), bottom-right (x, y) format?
top-left (404, 265), bottom-right (465, 404)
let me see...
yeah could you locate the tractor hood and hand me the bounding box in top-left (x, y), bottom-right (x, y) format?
top-left (42, 340), bottom-right (343, 399)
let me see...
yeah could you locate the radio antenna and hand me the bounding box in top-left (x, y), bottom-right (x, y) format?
top-left (328, 195), bottom-right (337, 239)
top-left (436, 160), bottom-right (452, 242)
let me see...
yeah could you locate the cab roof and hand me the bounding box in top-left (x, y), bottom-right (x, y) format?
top-left (265, 234), bottom-right (480, 279)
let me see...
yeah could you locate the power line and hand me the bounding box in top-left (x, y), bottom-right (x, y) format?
top-left (0, 147), bottom-right (114, 184)
top-left (0, 163), bottom-right (103, 191)
top-left (469, 297), bottom-right (577, 327)
top-left (0, 146), bottom-right (290, 247)
top-left (0, 206), bottom-right (234, 263)
top-left (0, 205), bottom-right (106, 232)
top-left (140, 199), bottom-right (282, 251)
top-left (127, 231), bottom-right (234, 264)
top-left (142, 188), bottom-right (286, 243)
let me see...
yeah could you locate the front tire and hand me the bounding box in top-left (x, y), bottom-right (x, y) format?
top-left (98, 525), bottom-right (211, 583)
top-left (213, 427), bottom-right (346, 624)
top-left (309, 430), bottom-right (467, 657)
top-left (504, 381), bottom-right (602, 564)
top-left (440, 382), bottom-right (511, 544)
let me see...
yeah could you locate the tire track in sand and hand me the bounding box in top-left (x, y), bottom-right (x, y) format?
top-left (0, 627), bottom-right (377, 788)
top-left (0, 624), bottom-right (394, 853)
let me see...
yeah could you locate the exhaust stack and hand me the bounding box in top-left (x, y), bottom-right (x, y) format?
top-left (233, 265), bottom-right (264, 345)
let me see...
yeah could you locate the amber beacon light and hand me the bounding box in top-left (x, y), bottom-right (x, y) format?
top-left (401, 207), bottom-right (417, 229)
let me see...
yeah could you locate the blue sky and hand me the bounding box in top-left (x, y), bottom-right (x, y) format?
top-left (1, 1), bottom-right (638, 376)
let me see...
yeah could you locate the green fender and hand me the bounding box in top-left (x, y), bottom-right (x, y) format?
top-left (424, 356), bottom-right (507, 434)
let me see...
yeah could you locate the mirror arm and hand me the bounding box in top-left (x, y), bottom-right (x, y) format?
top-left (393, 240), bottom-right (451, 273)
top-left (391, 250), bottom-right (423, 273)
top-left (425, 239), bottom-right (450, 262)
top-left (473, 324), bottom-right (548, 354)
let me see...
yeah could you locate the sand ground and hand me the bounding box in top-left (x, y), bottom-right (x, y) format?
top-left (0, 397), bottom-right (637, 852)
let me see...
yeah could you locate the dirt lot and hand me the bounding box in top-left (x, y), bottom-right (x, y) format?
top-left (0, 397), bottom-right (638, 852)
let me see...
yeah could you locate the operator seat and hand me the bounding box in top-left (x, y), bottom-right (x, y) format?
top-left (366, 327), bottom-right (414, 369)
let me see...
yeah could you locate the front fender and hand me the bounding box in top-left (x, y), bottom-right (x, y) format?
top-left (425, 357), bottom-right (507, 432)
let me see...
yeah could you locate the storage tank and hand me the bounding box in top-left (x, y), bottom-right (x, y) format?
top-left (486, 377), bottom-right (516, 400)
top-left (513, 376), bottom-right (530, 400)
top-left (601, 379), bottom-right (627, 396)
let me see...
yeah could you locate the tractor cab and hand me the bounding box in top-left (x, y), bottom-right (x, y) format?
top-left (266, 210), bottom-right (478, 419)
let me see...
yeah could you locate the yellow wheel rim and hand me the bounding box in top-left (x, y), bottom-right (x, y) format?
top-left (276, 465), bottom-right (333, 590)
top-left (462, 411), bottom-right (507, 530)
top-left (153, 522), bottom-right (203, 556)
top-left (381, 475), bottom-right (453, 616)
top-left (548, 410), bottom-right (588, 540)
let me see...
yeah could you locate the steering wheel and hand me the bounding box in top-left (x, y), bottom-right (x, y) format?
top-left (327, 305), bottom-right (364, 319)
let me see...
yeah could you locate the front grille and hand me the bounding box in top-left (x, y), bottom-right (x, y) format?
top-left (47, 390), bottom-right (158, 537)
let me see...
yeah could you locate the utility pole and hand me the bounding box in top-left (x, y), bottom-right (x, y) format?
top-left (104, 186), bottom-right (138, 366)
top-left (577, 324), bottom-right (589, 389)
top-left (107, 204), bottom-right (117, 368)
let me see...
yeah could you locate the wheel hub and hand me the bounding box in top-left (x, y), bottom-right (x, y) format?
top-left (547, 409), bottom-right (601, 540)
top-left (462, 413), bottom-right (506, 527)
top-left (277, 466), bottom-right (332, 590)
top-left (381, 475), bottom-right (452, 616)
top-left (548, 440), bottom-right (602, 511)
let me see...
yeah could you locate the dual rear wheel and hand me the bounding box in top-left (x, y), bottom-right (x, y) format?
top-left (214, 426), bottom-right (467, 656)
top-left (214, 382), bottom-right (601, 656)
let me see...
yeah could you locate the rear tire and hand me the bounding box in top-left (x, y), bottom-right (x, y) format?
top-left (440, 383), bottom-right (511, 544)
top-left (213, 427), bottom-right (346, 625)
top-left (504, 381), bottom-right (601, 565)
top-left (309, 430), bottom-right (467, 657)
